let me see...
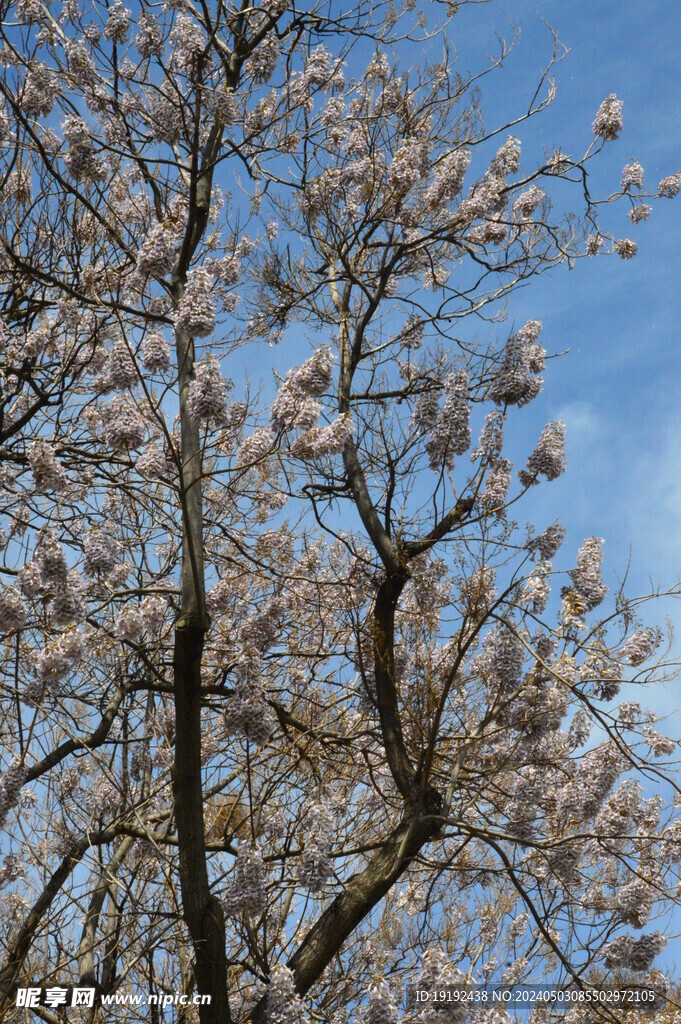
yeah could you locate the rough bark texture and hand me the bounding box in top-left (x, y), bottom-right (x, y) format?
top-left (172, 318), bottom-right (231, 1024)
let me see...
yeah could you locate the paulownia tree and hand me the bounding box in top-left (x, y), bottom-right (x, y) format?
top-left (0, 0), bottom-right (680, 1022)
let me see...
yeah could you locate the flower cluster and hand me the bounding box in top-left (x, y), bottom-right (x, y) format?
top-left (28, 440), bottom-right (69, 493)
top-left (187, 357), bottom-right (230, 427)
top-left (628, 203), bottom-right (652, 224)
top-left (425, 370), bottom-right (471, 471)
top-left (238, 427), bottom-right (275, 465)
top-left (15, 0), bottom-right (44, 23)
top-left (141, 333), bottom-right (171, 373)
top-left (424, 149), bottom-right (471, 209)
top-left (101, 339), bottom-right (138, 391)
top-left (148, 93), bottom-right (184, 145)
top-left (136, 223), bottom-right (176, 278)
top-left (557, 741), bottom-right (626, 821)
top-left (459, 567), bottom-right (497, 619)
top-left (104, 1), bottom-right (131, 43)
top-left (174, 268), bottom-right (215, 337)
top-left (479, 459), bottom-right (512, 518)
top-left (62, 116), bottom-right (108, 182)
top-left (34, 532), bottom-right (68, 588)
top-left (411, 391), bottom-right (440, 436)
top-left (0, 587), bottom-right (28, 633)
top-left (34, 630), bottom-right (84, 687)
top-left (48, 574), bottom-right (85, 626)
top-left (223, 845), bottom-right (267, 919)
top-left (290, 414), bottom-right (353, 460)
top-left (0, 762), bottom-right (27, 829)
top-left (135, 13), bottom-right (163, 58)
top-left (569, 537), bottom-right (607, 610)
top-left (518, 421), bottom-right (566, 486)
top-left (103, 397), bottom-right (146, 450)
top-left (414, 949), bottom-right (470, 1024)
top-left (619, 629), bottom-right (660, 666)
top-left (603, 931), bottom-right (667, 971)
top-left (525, 522), bottom-right (566, 561)
top-left (658, 173), bottom-right (681, 198)
top-left (22, 64), bottom-right (56, 118)
top-left (140, 595), bottom-right (167, 633)
top-left (266, 965), bottom-right (308, 1024)
top-left (296, 800), bottom-right (335, 892)
top-left (468, 218), bottom-right (507, 245)
top-left (366, 980), bottom-right (399, 1024)
top-left (83, 528), bottom-right (121, 576)
top-left (244, 34), bottom-right (279, 84)
top-left (169, 13), bottom-right (207, 76)
top-left (474, 623), bottom-right (525, 693)
top-left (615, 238), bottom-right (637, 259)
top-left (115, 604), bottom-right (147, 643)
top-left (23, 323), bottom-right (52, 359)
top-left (592, 94), bottom-right (623, 141)
top-left (388, 137), bottom-right (431, 196)
top-left (521, 562), bottom-right (552, 614)
top-left (303, 44), bottom-right (343, 90)
top-left (400, 315), bottom-right (424, 350)
top-left (492, 136), bottom-right (522, 175)
top-left (136, 443), bottom-right (175, 479)
top-left (512, 185), bottom-right (545, 219)
top-left (471, 411), bottom-right (504, 463)
top-left (0, 853), bottom-right (27, 887)
top-left (616, 877), bottom-right (657, 928)
top-left (621, 161), bottom-right (644, 190)
top-left (272, 348), bottom-right (334, 431)
top-left (490, 321), bottom-right (545, 407)
top-left (225, 668), bottom-right (276, 748)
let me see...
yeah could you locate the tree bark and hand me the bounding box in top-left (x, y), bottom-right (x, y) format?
top-left (172, 320), bottom-right (231, 1024)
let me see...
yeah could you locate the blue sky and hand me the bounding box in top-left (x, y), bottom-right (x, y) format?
top-left (439, 1), bottom-right (681, 677)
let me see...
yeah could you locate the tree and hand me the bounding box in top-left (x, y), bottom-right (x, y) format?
top-left (0, 1), bottom-right (680, 1022)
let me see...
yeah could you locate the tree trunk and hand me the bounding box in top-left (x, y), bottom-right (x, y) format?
top-left (172, 321), bottom-right (231, 1024)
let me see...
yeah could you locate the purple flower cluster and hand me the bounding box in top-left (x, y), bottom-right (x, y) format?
top-left (518, 421), bottom-right (566, 487)
top-left (136, 223), bottom-right (176, 278)
top-left (187, 356), bottom-right (230, 428)
top-left (0, 762), bottom-right (27, 828)
top-left (619, 629), bottom-right (661, 667)
top-left (83, 528), bottom-right (121, 576)
top-left (296, 800), bottom-right (334, 892)
top-left (290, 414), bottom-right (353, 460)
top-left (174, 268), bottom-right (216, 338)
top-left (569, 537), bottom-right (607, 610)
top-left (102, 396), bottom-right (146, 451)
top-left (28, 440), bottom-right (69, 493)
top-left (621, 161), bottom-right (644, 190)
top-left (475, 622), bottom-right (525, 693)
top-left (223, 844), bottom-right (267, 919)
top-left (592, 94), bottom-right (623, 141)
top-left (490, 322), bottom-right (545, 407)
top-left (62, 116), bottom-right (108, 183)
top-left (225, 667), bottom-right (276, 748)
top-left (425, 370), bottom-right (471, 470)
top-left (266, 965), bottom-right (308, 1024)
top-left (525, 522), bottom-right (566, 561)
top-left (0, 587), bottom-right (28, 633)
top-left (604, 931), bottom-right (667, 971)
top-left (366, 980), bottom-right (399, 1024)
top-left (141, 332), bottom-right (171, 373)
